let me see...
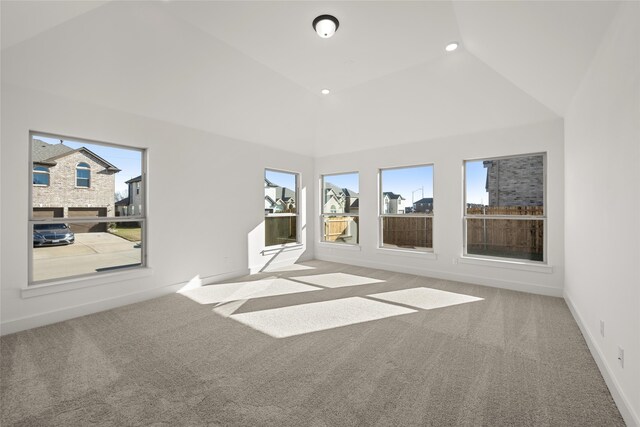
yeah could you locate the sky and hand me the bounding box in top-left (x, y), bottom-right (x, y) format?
top-left (381, 165), bottom-right (433, 204)
top-left (465, 161), bottom-right (489, 205)
top-left (265, 169), bottom-right (296, 190)
top-left (34, 135), bottom-right (142, 197)
top-left (323, 172), bottom-right (359, 193)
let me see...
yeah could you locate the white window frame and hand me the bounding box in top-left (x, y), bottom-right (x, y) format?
top-left (264, 168), bottom-right (300, 248)
top-left (320, 172), bottom-right (360, 246)
top-left (75, 162), bottom-right (91, 188)
top-left (28, 131), bottom-right (148, 286)
top-left (33, 165), bottom-right (50, 186)
top-left (463, 152), bottom-right (547, 264)
top-left (379, 164), bottom-right (434, 253)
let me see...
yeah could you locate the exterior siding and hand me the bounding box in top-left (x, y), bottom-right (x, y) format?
top-left (33, 151), bottom-right (117, 217)
top-left (484, 155), bottom-right (544, 207)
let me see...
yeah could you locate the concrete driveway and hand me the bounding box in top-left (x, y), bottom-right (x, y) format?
top-left (33, 232), bottom-right (141, 282)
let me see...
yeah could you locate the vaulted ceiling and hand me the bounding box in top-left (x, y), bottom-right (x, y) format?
top-left (1, 1), bottom-right (620, 156)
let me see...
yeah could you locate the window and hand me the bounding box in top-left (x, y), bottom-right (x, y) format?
top-left (30, 133), bottom-right (146, 284)
top-left (464, 153), bottom-right (545, 262)
top-left (321, 172), bottom-right (359, 244)
top-left (33, 166), bottom-right (50, 186)
top-left (265, 169), bottom-right (299, 247)
top-left (76, 162), bottom-right (91, 188)
top-left (380, 165), bottom-right (433, 252)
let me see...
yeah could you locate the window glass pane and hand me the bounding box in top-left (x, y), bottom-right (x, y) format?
top-left (323, 215), bottom-right (359, 244)
top-left (31, 135), bottom-right (143, 219)
top-left (265, 170), bottom-right (297, 215)
top-left (466, 218), bottom-right (544, 261)
top-left (32, 221), bottom-right (143, 282)
top-left (381, 165), bottom-right (433, 214)
top-left (322, 173), bottom-right (359, 215)
top-left (380, 165), bottom-right (433, 251)
top-left (33, 172), bottom-right (49, 185)
top-left (264, 169), bottom-right (298, 246)
top-left (265, 216), bottom-right (297, 246)
top-left (382, 216), bottom-right (432, 251)
top-left (466, 155), bottom-right (544, 215)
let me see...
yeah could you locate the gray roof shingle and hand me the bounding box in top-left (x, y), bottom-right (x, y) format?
top-left (32, 139), bottom-right (74, 165)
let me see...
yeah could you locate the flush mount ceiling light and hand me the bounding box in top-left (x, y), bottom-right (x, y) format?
top-left (321, 88), bottom-right (331, 95)
top-left (313, 15), bottom-right (339, 38)
top-left (445, 42), bottom-right (459, 52)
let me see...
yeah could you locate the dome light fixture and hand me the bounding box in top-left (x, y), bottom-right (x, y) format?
top-left (321, 88), bottom-right (331, 95)
top-left (313, 15), bottom-right (339, 38)
top-left (445, 42), bottom-right (459, 52)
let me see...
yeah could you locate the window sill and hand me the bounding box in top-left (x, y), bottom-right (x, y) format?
top-left (317, 242), bottom-right (361, 251)
top-left (262, 243), bottom-right (304, 254)
top-left (458, 256), bottom-right (553, 273)
top-left (22, 267), bottom-right (153, 298)
top-left (376, 247), bottom-right (437, 259)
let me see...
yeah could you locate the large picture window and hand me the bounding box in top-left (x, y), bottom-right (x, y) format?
top-left (464, 153), bottom-right (545, 262)
top-left (380, 165), bottom-right (433, 252)
top-left (265, 169), bottom-right (299, 247)
top-left (321, 172), bottom-right (359, 244)
top-left (30, 133), bottom-right (146, 284)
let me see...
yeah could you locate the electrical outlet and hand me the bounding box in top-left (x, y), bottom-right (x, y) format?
top-left (600, 320), bottom-right (605, 337)
top-left (618, 347), bottom-right (624, 368)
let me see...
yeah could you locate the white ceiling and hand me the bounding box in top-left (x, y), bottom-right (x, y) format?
top-left (1, 1), bottom-right (621, 157)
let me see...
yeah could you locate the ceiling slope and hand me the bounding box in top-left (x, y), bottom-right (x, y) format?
top-left (0, 0), bottom-right (108, 50)
top-left (452, 0), bottom-right (621, 116)
top-left (1, 1), bottom-right (620, 157)
top-left (314, 49), bottom-right (558, 156)
top-left (167, 1), bottom-right (463, 94)
top-left (1, 1), bottom-right (320, 156)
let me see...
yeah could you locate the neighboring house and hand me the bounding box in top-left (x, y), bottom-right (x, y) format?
top-left (413, 197), bottom-right (434, 213)
top-left (382, 192), bottom-right (407, 214)
top-left (484, 157), bottom-right (543, 206)
top-left (32, 139), bottom-right (120, 231)
top-left (264, 178), bottom-right (295, 213)
top-left (323, 183), bottom-right (359, 214)
top-left (115, 175), bottom-right (143, 216)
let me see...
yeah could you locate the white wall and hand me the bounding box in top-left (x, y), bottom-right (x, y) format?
top-left (315, 119), bottom-right (564, 296)
top-left (0, 84), bottom-right (314, 334)
top-left (564, 2), bottom-right (640, 425)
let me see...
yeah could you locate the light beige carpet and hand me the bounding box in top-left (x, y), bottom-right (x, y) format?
top-left (1, 260), bottom-right (624, 426)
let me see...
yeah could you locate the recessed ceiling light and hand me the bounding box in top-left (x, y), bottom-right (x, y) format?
top-left (445, 42), bottom-right (459, 52)
top-left (321, 88), bottom-right (331, 95)
top-left (313, 15), bottom-right (339, 38)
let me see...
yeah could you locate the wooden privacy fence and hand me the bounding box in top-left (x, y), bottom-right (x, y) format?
top-left (466, 206), bottom-right (544, 216)
top-left (324, 217), bottom-right (358, 242)
top-left (382, 216), bottom-right (433, 249)
top-left (466, 217), bottom-right (544, 261)
top-left (265, 216), bottom-right (297, 246)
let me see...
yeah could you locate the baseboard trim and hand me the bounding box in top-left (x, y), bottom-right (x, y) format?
top-left (315, 254), bottom-right (562, 297)
top-left (0, 268), bottom-right (248, 336)
top-left (564, 291), bottom-right (640, 427)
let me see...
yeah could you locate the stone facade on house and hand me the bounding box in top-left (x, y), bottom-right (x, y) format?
top-left (32, 140), bottom-right (119, 218)
top-left (484, 155), bottom-right (544, 207)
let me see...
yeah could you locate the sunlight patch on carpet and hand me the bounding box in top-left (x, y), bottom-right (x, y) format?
top-left (230, 297), bottom-right (416, 338)
top-left (291, 272), bottom-right (384, 288)
top-left (177, 278), bottom-right (320, 304)
top-left (369, 287), bottom-right (483, 310)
